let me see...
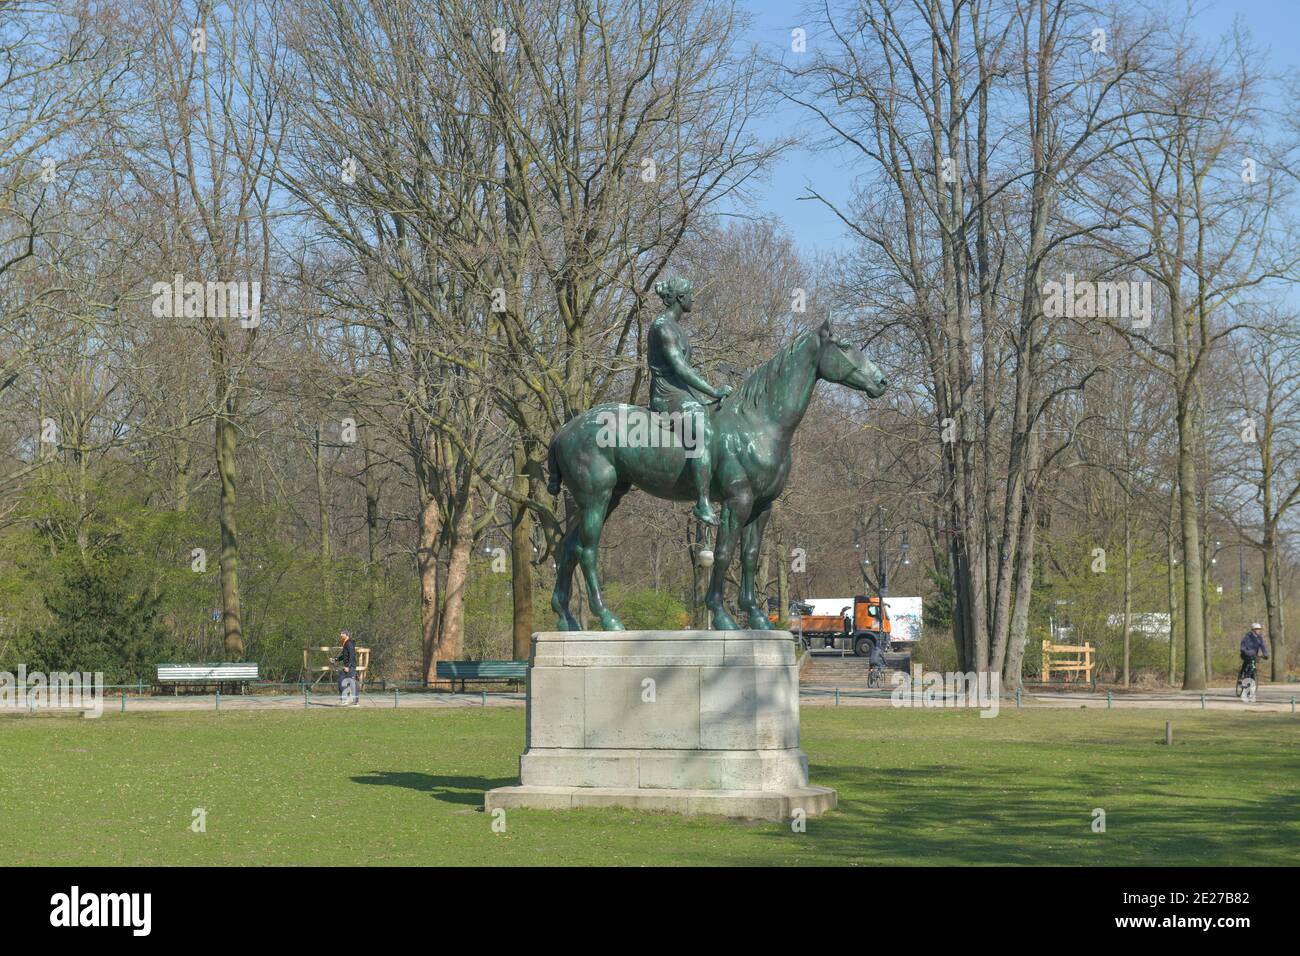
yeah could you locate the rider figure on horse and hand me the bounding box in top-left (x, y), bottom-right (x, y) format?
top-left (647, 277), bottom-right (731, 525)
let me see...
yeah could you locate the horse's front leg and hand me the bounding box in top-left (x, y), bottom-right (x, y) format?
top-left (705, 485), bottom-right (751, 631)
top-left (739, 506), bottom-right (774, 629)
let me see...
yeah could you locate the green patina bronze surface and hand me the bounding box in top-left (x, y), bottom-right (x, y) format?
top-left (546, 280), bottom-right (888, 631)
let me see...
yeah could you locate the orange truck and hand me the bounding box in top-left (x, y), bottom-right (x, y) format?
top-left (772, 595), bottom-right (892, 658)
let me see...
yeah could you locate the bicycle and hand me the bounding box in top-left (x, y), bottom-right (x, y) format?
top-left (1236, 655), bottom-right (1267, 702)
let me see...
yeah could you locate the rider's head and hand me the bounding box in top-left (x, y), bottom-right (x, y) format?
top-left (654, 276), bottom-right (693, 314)
top-left (1251, 622), bottom-right (1263, 633)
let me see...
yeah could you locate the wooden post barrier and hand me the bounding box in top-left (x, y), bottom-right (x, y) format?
top-left (1041, 640), bottom-right (1094, 684)
top-left (302, 646), bottom-right (371, 689)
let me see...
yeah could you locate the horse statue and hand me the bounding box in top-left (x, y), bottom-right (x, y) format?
top-left (545, 313), bottom-right (888, 631)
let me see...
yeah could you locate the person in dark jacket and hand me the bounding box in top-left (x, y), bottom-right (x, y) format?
top-left (335, 630), bottom-right (359, 704)
top-left (1239, 623), bottom-right (1269, 682)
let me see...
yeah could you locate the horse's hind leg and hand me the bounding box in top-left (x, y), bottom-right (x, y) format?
top-left (577, 489), bottom-right (625, 631)
top-left (551, 484), bottom-right (628, 631)
top-left (739, 506), bottom-right (775, 629)
top-left (551, 518), bottom-right (582, 631)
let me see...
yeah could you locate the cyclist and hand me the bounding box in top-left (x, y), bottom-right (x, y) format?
top-left (866, 636), bottom-right (886, 687)
top-left (1238, 622), bottom-right (1270, 686)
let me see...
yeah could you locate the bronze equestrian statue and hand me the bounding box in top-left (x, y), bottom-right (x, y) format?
top-left (546, 280), bottom-right (888, 631)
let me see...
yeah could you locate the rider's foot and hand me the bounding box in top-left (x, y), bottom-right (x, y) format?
top-left (692, 501), bottom-right (718, 525)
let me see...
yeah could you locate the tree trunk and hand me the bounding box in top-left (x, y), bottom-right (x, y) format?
top-left (1277, 553), bottom-right (1288, 679)
top-left (1167, 487), bottom-right (1178, 685)
top-left (1122, 505), bottom-right (1132, 687)
top-left (175, 439), bottom-right (190, 512)
top-left (216, 410), bottom-right (243, 659)
top-left (1177, 404), bottom-right (1206, 689)
top-left (363, 433), bottom-right (381, 637)
top-left (417, 489), bottom-right (442, 685)
top-left (315, 422), bottom-right (331, 560)
top-left (1201, 522), bottom-right (1213, 685)
top-left (776, 521), bottom-right (789, 631)
top-left (436, 491), bottom-right (474, 668)
top-left (1003, 473), bottom-right (1039, 691)
top-left (987, 451), bottom-right (1025, 673)
top-left (1264, 528), bottom-right (1284, 680)
top-left (510, 448), bottom-right (534, 660)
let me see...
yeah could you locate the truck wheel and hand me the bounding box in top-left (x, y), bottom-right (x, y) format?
top-left (854, 636), bottom-right (875, 658)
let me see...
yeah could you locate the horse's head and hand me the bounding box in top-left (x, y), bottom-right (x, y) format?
top-left (816, 315), bottom-right (888, 398)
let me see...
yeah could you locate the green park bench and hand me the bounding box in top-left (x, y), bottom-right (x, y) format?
top-left (435, 660), bottom-right (527, 692)
top-left (156, 663), bottom-right (259, 695)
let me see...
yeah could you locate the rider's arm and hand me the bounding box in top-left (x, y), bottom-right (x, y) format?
top-left (658, 331), bottom-right (727, 399)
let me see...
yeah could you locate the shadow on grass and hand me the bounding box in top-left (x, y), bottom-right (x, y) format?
top-left (352, 771), bottom-right (513, 807)
top-left (792, 756), bottom-right (1300, 866)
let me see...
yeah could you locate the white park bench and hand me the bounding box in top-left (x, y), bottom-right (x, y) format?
top-left (156, 663), bottom-right (259, 694)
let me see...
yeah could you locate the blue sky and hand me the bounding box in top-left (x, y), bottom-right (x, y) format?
top-left (738, 0), bottom-right (1300, 257)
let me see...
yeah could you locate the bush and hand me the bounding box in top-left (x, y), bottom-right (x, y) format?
top-left (27, 555), bottom-right (178, 683)
top-left (604, 584), bottom-right (690, 630)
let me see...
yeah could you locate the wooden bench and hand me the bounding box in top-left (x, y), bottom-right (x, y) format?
top-left (303, 646), bottom-right (371, 689)
top-left (435, 660), bottom-right (527, 692)
top-left (156, 663), bottom-right (259, 694)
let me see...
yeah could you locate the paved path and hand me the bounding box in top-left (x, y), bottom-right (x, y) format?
top-left (9, 663), bottom-right (1296, 717)
top-left (7, 691), bottom-right (526, 717)
top-left (799, 651), bottom-right (1300, 713)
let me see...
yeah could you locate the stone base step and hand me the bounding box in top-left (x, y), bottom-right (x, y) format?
top-left (521, 746), bottom-right (809, 791)
top-left (485, 784), bottom-right (838, 822)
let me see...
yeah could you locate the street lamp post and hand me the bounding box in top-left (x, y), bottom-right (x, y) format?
top-left (862, 506), bottom-right (910, 627)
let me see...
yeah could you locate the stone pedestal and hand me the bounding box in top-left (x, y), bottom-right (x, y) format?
top-left (484, 630), bottom-right (836, 822)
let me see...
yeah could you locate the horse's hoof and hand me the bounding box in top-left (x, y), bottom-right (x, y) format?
top-left (710, 610), bottom-right (740, 631)
top-left (599, 614), bottom-right (625, 631)
top-left (746, 611), bottom-right (775, 630)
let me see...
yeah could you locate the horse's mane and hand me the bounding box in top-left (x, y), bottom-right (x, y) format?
top-left (723, 328), bottom-right (817, 415)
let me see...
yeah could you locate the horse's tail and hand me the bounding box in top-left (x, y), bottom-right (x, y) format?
top-left (546, 435), bottom-right (562, 496)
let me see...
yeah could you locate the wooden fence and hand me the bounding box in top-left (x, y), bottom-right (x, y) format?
top-left (1041, 640), bottom-right (1094, 683)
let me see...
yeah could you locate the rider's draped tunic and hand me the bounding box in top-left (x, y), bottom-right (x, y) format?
top-left (647, 315), bottom-right (709, 414)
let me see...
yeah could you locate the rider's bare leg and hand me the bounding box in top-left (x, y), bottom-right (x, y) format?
top-left (685, 404), bottom-right (716, 525)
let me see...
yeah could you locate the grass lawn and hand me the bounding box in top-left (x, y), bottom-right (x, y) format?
top-left (2, 706), bottom-right (1296, 866)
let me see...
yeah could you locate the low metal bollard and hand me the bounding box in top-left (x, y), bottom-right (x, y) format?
top-left (121, 690), bottom-right (126, 714)
top-left (1015, 687), bottom-right (1022, 709)
top-left (481, 691), bottom-right (486, 707)
top-left (1106, 691), bottom-right (1112, 709)
top-left (394, 688), bottom-right (399, 708)
top-left (834, 687), bottom-right (840, 706)
top-left (215, 689), bottom-right (221, 712)
top-left (1200, 694), bottom-right (1205, 710)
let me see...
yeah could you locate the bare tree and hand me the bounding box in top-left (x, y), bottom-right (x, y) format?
top-left (1101, 20), bottom-right (1297, 687)
top-left (1223, 321), bottom-right (1300, 680)
top-left (786, 0), bottom-right (1147, 685)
